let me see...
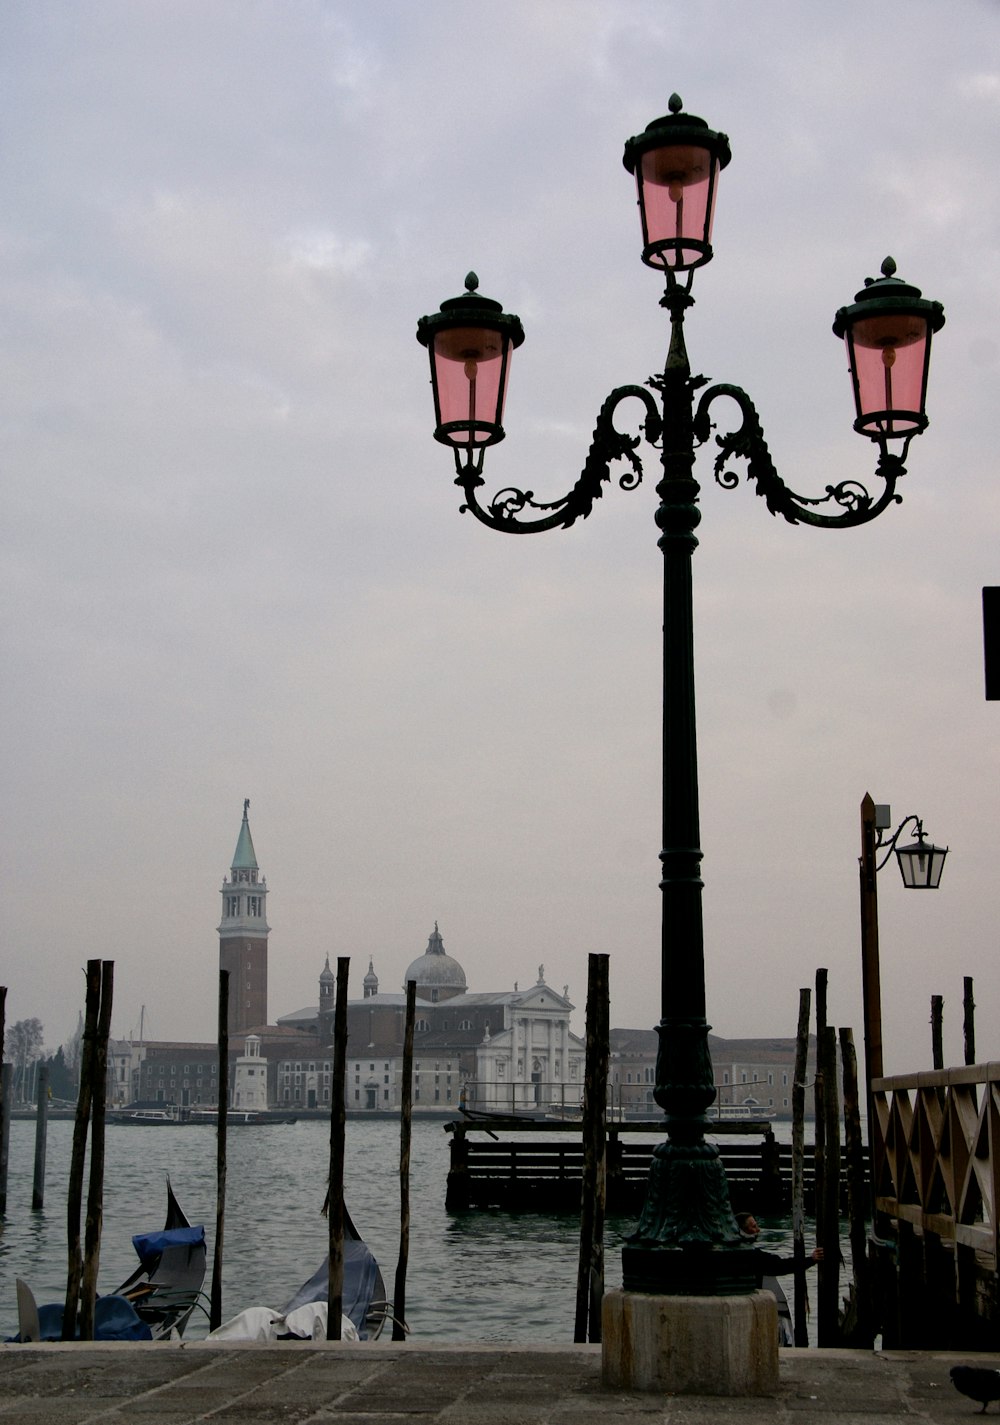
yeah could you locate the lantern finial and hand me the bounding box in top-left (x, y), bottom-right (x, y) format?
top-left (668, 93), bottom-right (683, 114)
top-left (465, 271), bottom-right (479, 292)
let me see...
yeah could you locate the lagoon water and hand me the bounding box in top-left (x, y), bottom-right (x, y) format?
top-left (0, 1117), bottom-right (824, 1343)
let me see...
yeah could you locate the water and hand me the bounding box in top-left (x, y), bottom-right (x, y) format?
top-left (0, 1118), bottom-right (826, 1342)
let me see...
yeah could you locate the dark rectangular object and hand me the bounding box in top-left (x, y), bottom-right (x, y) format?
top-left (985, 588), bottom-right (1000, 700)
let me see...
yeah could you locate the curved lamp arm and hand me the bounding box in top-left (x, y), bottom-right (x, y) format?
top-left (455, 385), bottom-right (662, 534)
top-left (693, 383), bottom-right (908, 530)
top-left (874, 814), bottom-right (925, 874)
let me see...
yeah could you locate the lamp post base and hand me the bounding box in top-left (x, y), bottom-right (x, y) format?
top-left (602, 1288), bottom-right (779, 1396)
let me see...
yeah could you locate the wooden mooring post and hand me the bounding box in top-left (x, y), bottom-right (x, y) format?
top-left (326, 956), bottom-right (349, 1341)
top-left (79, 960), bottom-right (113, 1341)
top-left (574, 952), bottom-right (608, 1344)
top-left (791, 986), bottom-right (810, 1346)
top-left (964, 976), bottom-right (976, 1065)
top-left (392, 979), bottom-right (415, 1341)
top-left (0, 1065), bottom-right (11, 1219)
top-left (63, 960), bottom-right (102, 1339)
top-left (839, 1027), bottom-right (871, 1346)
top-left (210, 968), bottom-right (229, 1332)
top-left (32, 1065), bottom-right (50, 1210)
top-left (0, 985), bottom-right (8, 1217)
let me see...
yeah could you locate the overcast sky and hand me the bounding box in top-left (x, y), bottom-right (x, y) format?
top-left (2, 1), bottom-right (998, 1081)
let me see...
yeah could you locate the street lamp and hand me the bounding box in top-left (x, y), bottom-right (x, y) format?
top-left (859, 793), bottom-right (948, 1097)
top-left (418, 99), bottom-right (944, 1303)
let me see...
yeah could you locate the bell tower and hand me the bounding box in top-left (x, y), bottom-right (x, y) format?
top-left (218, 799), bottom-right (270, 1034)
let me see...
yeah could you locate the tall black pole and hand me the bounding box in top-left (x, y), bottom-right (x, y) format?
top-left (623, 283), bottom-right (747, 1296)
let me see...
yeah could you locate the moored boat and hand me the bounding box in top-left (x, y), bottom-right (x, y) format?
top-left (11, 1180), bottom-right (206, 1342)
top-left (207, 1207), bottom-right (392, 1342)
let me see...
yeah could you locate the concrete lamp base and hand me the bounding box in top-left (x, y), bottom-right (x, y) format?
top-left (602, 1288), bottom-right (779, 1396)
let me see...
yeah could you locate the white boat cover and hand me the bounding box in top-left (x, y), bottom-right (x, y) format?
top-left (207, 1302), bottom-right (360, 1342)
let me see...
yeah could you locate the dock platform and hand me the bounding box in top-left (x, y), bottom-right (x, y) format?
top-left (445, 1118), bottom-right (865, 1213)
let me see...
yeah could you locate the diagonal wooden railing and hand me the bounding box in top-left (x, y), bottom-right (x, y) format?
top-left (872, 1063), bottom-right (1000, 1266)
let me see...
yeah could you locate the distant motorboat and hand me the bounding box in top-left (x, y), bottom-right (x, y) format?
top-left (708, 1102), bottom-right (776, 1121)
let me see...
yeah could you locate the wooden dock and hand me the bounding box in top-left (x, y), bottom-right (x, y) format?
top-left (444, 1117), bottom-right (866, 1214)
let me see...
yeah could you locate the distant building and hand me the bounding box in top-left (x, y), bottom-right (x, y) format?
top-left (278, 924), bottom-right (585, 1113)
top-left (218, 799), bottom-right (269, 1036)
top-left (609, 1028), bottom-right (816, 1117)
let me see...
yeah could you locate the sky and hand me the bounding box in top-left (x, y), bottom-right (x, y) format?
top-left (2, 1), bottom-right (999, 1082)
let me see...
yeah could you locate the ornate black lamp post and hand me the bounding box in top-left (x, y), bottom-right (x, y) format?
top-left (418, 97), bottom-right (945, 1298)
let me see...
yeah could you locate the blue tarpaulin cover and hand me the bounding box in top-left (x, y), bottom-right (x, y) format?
top-left (131, 1225), bottom-right (206, 1271)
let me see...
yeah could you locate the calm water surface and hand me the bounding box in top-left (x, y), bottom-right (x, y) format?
top-left (0, 1118), bottom-right (825, 1342)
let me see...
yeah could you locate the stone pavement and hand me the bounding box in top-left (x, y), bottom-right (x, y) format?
top-left (0, 1342), bottom-right (996, 1423)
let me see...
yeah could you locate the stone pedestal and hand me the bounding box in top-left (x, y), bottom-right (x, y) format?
top-left (602, 1289), bottom-right (779, 1396)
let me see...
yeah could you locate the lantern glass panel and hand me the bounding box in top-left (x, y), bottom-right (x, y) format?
top-left (432, 326), bottom-right (510, 446)
top-left (638, 142), bottom-right (718, 269)
top-left (846, 311), bottom-right (929, 438)
top-left (895, 840), bottom-right (947, 889)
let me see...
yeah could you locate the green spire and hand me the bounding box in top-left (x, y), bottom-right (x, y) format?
top-left (232, 797), bottom-right (258, 870)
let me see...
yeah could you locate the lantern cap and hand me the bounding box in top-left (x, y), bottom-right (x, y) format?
top-left (833, 257), bottom-right (945, 338)
top-left (623, 94), bottom-right (731, 176)
top-left (417, 271), bottom-right (524, 350)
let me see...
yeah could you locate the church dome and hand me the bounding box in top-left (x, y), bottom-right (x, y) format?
top-left (403, 923), bottom-right (467, 1000)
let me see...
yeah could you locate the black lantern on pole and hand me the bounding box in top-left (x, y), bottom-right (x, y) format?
top-left (418, 99), bottom-right (945, 1305)
top-left (833, 258), bottom-right (945, 451)
top-left (894, 824), bottom-right (949, 889)
top-left (416, 272), bottom-right (524, 464)
top-left (622, 92), bottom-right (731, 272)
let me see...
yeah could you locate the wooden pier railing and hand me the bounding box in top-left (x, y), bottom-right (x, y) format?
top-left (872, 1063), bottom-right (1000, 1347)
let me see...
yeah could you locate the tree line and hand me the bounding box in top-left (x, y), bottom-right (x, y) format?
top-left (3, 1015), bottom-right (83, 1103)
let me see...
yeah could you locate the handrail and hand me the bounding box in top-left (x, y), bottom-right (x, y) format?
top-left (871, 1061), bottom-right (1000, 1266)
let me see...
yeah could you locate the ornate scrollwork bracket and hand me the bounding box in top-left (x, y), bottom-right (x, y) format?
top-left (453, 385), bottom-right (662, 534)
top-left (693, 382), bottom-right (907, 529)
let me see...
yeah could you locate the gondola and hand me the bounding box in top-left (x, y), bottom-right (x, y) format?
top-left (207, 1207), bottom-right (392, 1342)
top-left (113, 1177), bottom-right (207, 1338)
top-left (12, 1180), bottom-right (206, 1342)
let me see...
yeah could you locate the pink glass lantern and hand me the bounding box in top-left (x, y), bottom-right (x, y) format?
top-left (833, 259), bottom-right (945, 443)
top-left (416, 274), bottom-right (524, 450)
top-left (623, 95), bottom-right (731, 272)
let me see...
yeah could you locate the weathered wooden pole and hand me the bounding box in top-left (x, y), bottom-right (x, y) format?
top-left (813, 967), bottom-right (828, 1244)
top-left (210, 969), bottom-right (229, 1331)
top-left (930, 995), bottom-right (944, 1072)
top-left (574, 952), bottom-right (609, 1344)
top-left (858, 794), bottom-right (884, 1213)
top-left (32, 1066), bottom-right (50, 1211)
top-left (964, 976), bottom-right (976, 1066)
top-left (326, 956), bottom-right (349, 1341)
top-left (0, 986), bottom-right (8, 1217)
top-left (392, 979), bottom-right (416, 1341)
top-left (63, 960), bottom-right (102, 1339)
top-left (839, 1027), bottom-right (872, 1346)
top-left (791, 986), bottom-right (810, 1346)
top-left (79, 960), bottom-right (114, 1340)
top-left (817, 1012), bottom-right (843, 1347)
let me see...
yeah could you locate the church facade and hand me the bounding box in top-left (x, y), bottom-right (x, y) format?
top-left (276, 924), bottom-right (586, 1113)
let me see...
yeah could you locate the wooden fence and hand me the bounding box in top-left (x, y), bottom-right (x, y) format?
top-left (873, 1063), bottom-right (1000, 1346)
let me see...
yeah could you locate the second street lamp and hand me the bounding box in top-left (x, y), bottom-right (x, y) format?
top-left (418, 97), bottom-right (945, 1303)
